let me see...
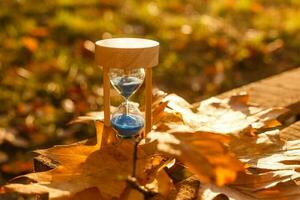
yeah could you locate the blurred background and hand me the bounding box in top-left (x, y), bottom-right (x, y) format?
top-left (1, 0), bottom-right (300, 197)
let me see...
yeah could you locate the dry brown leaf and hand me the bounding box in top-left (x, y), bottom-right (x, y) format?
top-left (155, 170), bottom-right (174, 197)
top-left (3, 122), bottom-right (171, 200)
top-left (3, 91), bottom-right (296, 199)
top-left (151, 92), bottom-right (299, 199)
top-left (200, 179), bottom-right (300, 200)
top-left (230, 128), bottom-right (300, 178)
top-left (147, 127), bottom-right (244, 186)
top-left (198, 183), bottom-right (254, 200)
top-left (199, 125), bottom-right (300, 199)
top-left (161, 93), bottom-right (287, 134)
top-left (151, 89), bottom-right (168, 110)
top-left (147, 92), bottom-right (287, 187)
top-left (229, 130), bottom-right (285, 158)
top-left (199, 175), bottom-right (300, 200)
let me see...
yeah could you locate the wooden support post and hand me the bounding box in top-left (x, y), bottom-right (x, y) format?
top-left (103, 66), bottom-right (111, 127)
top-left (145, 68), bottom-right (152, 137)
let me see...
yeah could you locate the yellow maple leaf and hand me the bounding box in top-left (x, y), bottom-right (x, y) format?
top-left (3, 123), bottom-right (169, 199)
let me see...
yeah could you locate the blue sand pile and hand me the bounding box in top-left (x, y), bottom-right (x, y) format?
top-left (111, 114), bottom-right (144, 138)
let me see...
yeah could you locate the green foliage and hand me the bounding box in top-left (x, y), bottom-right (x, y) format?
top-left (0, 0), bottom-right (300, 187)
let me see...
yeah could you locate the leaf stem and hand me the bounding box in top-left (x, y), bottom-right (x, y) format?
top-left (129, 137), bottom-right (158, 199)
top-left (132, 137), bottom-right (140, 177)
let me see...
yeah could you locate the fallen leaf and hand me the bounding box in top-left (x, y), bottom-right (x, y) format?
top-left (199, 177), bottom-right (300, 200)
top-left (198, 183), bottom-right (254, 200)
top-left (2, 91), bottom-right (296, 199)
top-left (199, 124), bottom-right (300, 199)
top-left (161, 93), bottom-right (287, 134)
top-left (21, 36), bottom-right (38, 52)
top-left (147, 127), bottom-right (244, 186)
top-left (3, 122), bottom-right (171, 199)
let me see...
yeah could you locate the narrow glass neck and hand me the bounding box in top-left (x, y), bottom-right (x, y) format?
top-left (124, 98), bottom-right (129, 115)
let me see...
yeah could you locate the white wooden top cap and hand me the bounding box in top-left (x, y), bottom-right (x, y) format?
top-left (95, 38), bottom-right (159, 69)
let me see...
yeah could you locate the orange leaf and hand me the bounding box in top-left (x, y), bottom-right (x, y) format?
top-left (147, 128), bottom-right (244, 186)
top-left (3, 122), bottom-right (171, 199)
top-left (21, 36), bottom-right (38, 52)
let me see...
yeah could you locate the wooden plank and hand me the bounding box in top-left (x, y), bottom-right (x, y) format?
top-left (173, 176), bottom-right (200, 200)
top-left (280, 120), bottom-right (300, 141)
top-left (219, 68), bottom-right (300, 116)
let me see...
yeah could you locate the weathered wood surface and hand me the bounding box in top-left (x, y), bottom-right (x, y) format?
top-left (219, 67), bottom-right (300, 117)
top-left (280, 120), bottom-right (300, 140)
top-left (172, 176), bottom-right (200, 200)
top-left (34, 67), bottom-right (300, 200)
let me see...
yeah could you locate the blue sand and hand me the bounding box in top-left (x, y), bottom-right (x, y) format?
top-left (111, 114), bottom-right (144, 138)
top-left (111, 76), bottom-right (143, 98)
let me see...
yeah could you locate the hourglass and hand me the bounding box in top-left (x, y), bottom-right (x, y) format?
top-left (95, 38), bottom-right (159, 138)
top-left (110, 68), bottom-right (145, 138)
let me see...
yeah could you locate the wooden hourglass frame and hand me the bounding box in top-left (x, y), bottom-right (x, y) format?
top-left (95, 38), bottom-right (159, 137)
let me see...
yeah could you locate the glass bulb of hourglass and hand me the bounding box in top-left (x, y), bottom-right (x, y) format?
top-left (109, 68), bottom-right (145, 99)
top-left (109, 68), bottom-right (145, 138)
top-left (111, 102), bottom-right (144, 138)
